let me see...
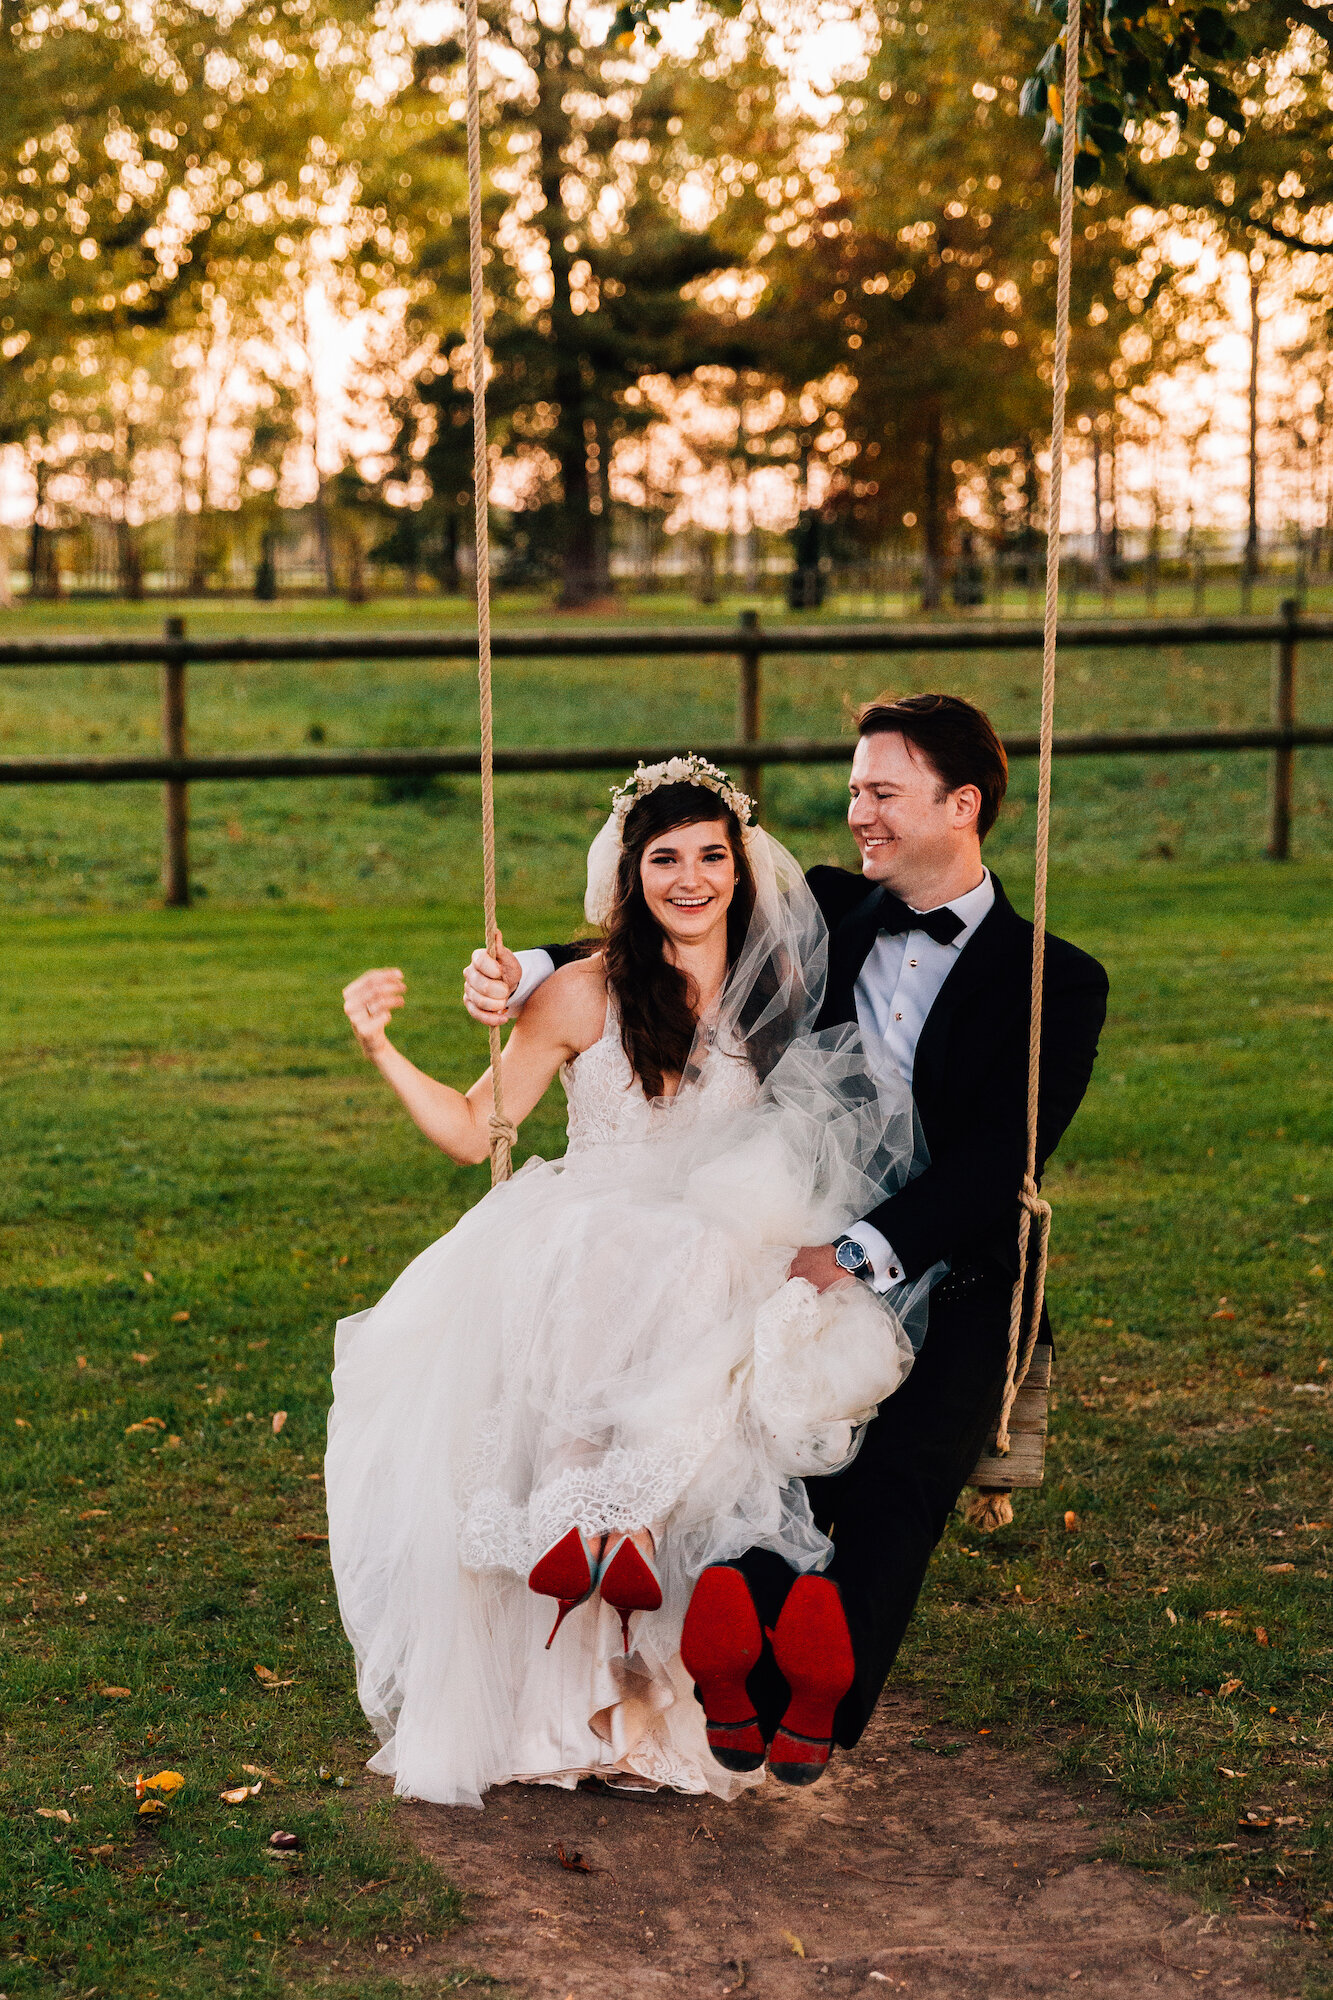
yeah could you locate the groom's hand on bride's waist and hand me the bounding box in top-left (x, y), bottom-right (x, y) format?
top-left (462, 935), bottom-right (524, 1026)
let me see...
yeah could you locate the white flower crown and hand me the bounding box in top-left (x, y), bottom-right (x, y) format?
top-left (610, 754), bottom-right (753, 827)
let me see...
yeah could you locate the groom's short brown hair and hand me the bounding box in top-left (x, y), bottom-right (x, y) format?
top-left (856, 691), bottom-right (1008, 840)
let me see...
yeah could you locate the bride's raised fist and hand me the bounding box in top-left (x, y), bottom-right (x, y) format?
top-left (343, 967), bottom-right (406, 1056)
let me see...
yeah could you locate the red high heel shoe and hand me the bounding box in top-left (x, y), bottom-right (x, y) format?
top-left (597, 1533), bottom-right (663, 1652)
top-left (528, 1528), bottom-right (600, 1648)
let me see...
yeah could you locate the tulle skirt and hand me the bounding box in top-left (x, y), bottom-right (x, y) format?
top-left (326, 1037), bottom-right (921, 1806)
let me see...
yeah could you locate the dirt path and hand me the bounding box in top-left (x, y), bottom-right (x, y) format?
top-left (404, 1692), bottom-right (1299, 1999)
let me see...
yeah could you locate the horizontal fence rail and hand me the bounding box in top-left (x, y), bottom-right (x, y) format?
top-left (0, 604), bottom-right (1323, 902)
top-left (0, 610), bottom-right (1329, 669)
top-left (3, 725), bottom-right (1331, 787)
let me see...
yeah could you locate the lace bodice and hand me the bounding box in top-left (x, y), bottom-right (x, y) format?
top-left (561, 994), bottom-right (758, 1153)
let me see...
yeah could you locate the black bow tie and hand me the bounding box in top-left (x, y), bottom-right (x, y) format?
top-left (877, 891), bottom-right (966, 947)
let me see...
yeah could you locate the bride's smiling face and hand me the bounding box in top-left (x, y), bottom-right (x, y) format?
top-left (638, 817), bottom-right (737, 948)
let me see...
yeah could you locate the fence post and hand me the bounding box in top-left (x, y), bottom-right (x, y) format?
top-left (737, 607), bottom-right (762, 812)
top-left (161, 615), bottom-right (190, 906)
top-left (1266, 597), bottom-right (1299, 861)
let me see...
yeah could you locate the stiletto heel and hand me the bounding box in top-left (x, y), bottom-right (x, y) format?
top-left (528, 1528), bottom-right (599, 1649)
top-left (598, 1533), bottom-right (663, 1653)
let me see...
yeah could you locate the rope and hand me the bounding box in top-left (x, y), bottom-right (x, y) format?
top-left (463, 0), bottom-right (512, 1186)
top-left (993, 0), bottom-right (1080, 1455)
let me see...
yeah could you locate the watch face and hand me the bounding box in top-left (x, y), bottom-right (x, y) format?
top-left (836, 1239), bottom-right (866, 1274)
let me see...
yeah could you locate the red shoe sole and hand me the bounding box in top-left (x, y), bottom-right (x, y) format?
top-left (528, 1528), bottom-right (594, 1603)
top-left (680, 1566), bottom-right (766, 1774)
top-left (599, 1539), bottom-right (663, 1615)
top-left (767, 1574), bottom-right (854, 1786)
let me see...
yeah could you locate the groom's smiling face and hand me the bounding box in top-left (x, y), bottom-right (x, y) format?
top-left (848, 730), bottom-right (981, 901)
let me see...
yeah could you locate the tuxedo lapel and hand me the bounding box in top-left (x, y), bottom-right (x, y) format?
top-left (820, 883), bottom-right (888, 1028)
top-left (909, 877), bottom-right (1028, 1115)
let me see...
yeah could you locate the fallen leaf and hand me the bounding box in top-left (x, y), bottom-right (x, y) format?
top-left (124, 1417), bottom-right (166, 1435)
top-left (78, 1509), bottom-right (109, 1520)
top-left (76, 1355), bottom-right (87, 1369)
top-left (1310, 1265), bottom-right (1326, 1280)
top-left (555, 1844), bottom-right (594, 1873)
top-left (99, 1686), bottom-right (132, 1699)
top-left (135, 1771), bottom-right (184, 1799)
top-left (74, 1592), bottom-right (87, 1606)
top-left (131, 1352), bottom-right (155, 1365)
top-left (1091, 1316), bottom-right (1114, 1328)
top-left (1210, 1308), bottom-right (1236, 1321)
top-left (782, 1931), bottom-right (806, 1959)
top-left (14, 1417), bottom-right (30, 1429)
top-left (1217, 1767), bottom-right (1248, 1780)
top-left (137, 1798), bottom-right (168, 1818)
top-left (1064, 1510), bottom-right (1079, 1532)
top-left (1265, 1563), bottom-right (1295, 1574)
top-left (1165, 1606), bottom-right (1178, 1625)
top-left (166, 1435), bottom-right (182, 1449)
top-left (271, 1410), bottom-right (287, 1435)
top-left (220, 1783), bottom-right (262, 1805)
top-left (36, 1807), bottom-right (73, 1824)
top-left (254, 1664), bottom-right (296, 1689)
top-left (1218, 1678), bottom-right (1243, 1697)
top-left (88, 1844), bottom-right (113, 1861)
top-left (1255, 1626), bottom-right (1270, 1647)
top-left (171, 1310), bottom-right (190, 1323)
top-left (142, 1271), bottom-right (154, 1284)
top-left (294, 1532), bottom-right (327, 1544)
top-left (242, 1763), bottom-right (276, 1782)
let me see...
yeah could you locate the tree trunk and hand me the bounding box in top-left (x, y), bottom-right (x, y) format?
top-left (1092, 429), bottom-right (1111, 597)
top-left (919, 405), bottom-right (946, 611)
top-left (313, 480), bottom-right (338, 595)
top-left (1245, 264), bottom-right (1262, 591)
top-left (117, 518), bottom-right (144, 601)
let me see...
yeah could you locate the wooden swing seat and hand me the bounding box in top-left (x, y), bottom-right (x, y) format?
top-left (969, 1344), bottom-right (1051, 1492)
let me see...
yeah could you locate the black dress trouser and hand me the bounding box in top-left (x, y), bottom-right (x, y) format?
top-left (737, 1274), bottom-right (1016, 1748)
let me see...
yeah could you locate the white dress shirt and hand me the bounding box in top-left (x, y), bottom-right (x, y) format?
top-left (841, 868), bottom-right (994, 1290)
top-left (504, 866), bottom-right (995, 1295)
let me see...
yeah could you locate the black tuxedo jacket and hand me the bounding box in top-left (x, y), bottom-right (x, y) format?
top-left (806, 865), bottom-right (1108, 1287)
top-left (542, 863), bottom-right (1108, 1291)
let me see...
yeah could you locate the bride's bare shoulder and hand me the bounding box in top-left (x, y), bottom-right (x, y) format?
top-left (520, 950), bottom-right (607, 1055)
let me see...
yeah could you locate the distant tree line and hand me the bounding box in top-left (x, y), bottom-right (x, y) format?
top-left (0, 0), bottom-right (1323, 609)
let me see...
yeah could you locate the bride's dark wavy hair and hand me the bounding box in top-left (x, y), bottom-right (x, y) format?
top-left (602, 783), bottom-right (757, 1101)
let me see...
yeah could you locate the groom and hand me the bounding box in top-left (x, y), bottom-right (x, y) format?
top-left (462, 692), bottom-right (1108, 1785)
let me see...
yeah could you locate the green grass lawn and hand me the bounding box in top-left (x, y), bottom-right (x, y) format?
top-left (1, 862), bottom-right (1330, 1997)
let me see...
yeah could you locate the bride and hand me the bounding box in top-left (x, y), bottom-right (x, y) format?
top-left (327, 758), bottom-right (925, 1807)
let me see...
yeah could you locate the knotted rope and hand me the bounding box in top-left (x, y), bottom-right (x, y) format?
top-left (463, 0), bottom-right (513, 1186)
top-left (992, 0), bottom-right (1080, 1457)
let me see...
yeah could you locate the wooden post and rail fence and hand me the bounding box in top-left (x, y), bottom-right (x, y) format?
top-left (0, 600), bottom-right (1326, 907)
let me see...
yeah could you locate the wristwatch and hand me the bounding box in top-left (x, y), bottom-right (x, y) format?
top-left (833, 1235), bottom-right (874, 1282)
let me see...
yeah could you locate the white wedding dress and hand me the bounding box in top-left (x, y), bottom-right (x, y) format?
top-left (326, 832), bottom-right (926, 1807)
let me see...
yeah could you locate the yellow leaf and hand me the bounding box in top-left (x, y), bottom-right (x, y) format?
top-left (135, 1771), bottom-right (184, 1799)
top-left (171, 1310), bottom-right (190, 1323)
top-left (14, 1417), bottom-right (30, 1429)
top-left (36, 1807), bottom-right (73, 1824)
top-left (1218, 1678), bottom-right (1243, 1697)
top-left (142, 1270), bottom-right (154, 1284)
top-left (131, 1351), bottom-right (155, 1365)
top-left (1047, 84), bottom-right (1063, 123)
top-left (137, 1798), bottom-right (168, 1817)
top-left (271, 1410), bottom-right (287, 1435)
top-left (254, 1663), bottom-right (296, 1689)
top-left (99, 1686), bottom-right (132, 1698)
top-left (1063, 1510), bottom-right (1079, 1532)
top-left (220, 1782), bottom-right (262, 1804)
top-left (782, 1931), bottom-right (806, 1958)
top-left (124, 1417), bottom-right (166, 1435)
